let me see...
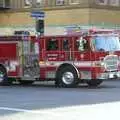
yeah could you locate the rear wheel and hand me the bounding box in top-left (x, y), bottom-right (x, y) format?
top-left (0, 65), bottom-right (10, 85)
top-left (87, 79), bottom-right (103, 87)
top-left (56, 66), bottom-right (78, 88)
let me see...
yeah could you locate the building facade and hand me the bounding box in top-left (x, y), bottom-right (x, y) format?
top-left (0, 0), bottom-right (120, 35)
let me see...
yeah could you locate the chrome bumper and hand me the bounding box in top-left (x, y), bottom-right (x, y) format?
top-left (97, 71), bottom-right (120, 80)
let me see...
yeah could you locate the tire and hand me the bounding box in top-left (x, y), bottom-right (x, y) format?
top-left (19, 80), bottom-right (34, 85)
top-left (87, 79), bottom-right (103, 87)
top-left (0, 65), bottom-right (9, 85)
top-left (56, 66), bottom-right (78, 88)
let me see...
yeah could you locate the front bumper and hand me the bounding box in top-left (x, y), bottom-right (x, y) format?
top-left (97, 71), bottom-right (120, 80)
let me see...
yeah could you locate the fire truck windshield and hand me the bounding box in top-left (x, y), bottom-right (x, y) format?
top-left (93, 35), bottom-right (120, 51)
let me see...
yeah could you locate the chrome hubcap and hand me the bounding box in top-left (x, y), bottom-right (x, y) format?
top-left (62, 72), bottom-right (74, 85)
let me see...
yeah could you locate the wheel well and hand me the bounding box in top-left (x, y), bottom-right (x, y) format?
top-left (0, 64), bottom-right (7, 73)
top-left (56, 63), bottom-right (79, 78)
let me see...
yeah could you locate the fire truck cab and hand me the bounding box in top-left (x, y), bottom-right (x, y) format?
top-left (0, 29), bottom-right (120, 87)
top-left (39, 29), bottom-right (120, 87)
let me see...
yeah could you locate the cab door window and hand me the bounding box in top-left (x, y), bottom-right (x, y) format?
top-left (62, 39), bottom-right (69, 51)
top-left (47, 38), bottom-right (58, 51)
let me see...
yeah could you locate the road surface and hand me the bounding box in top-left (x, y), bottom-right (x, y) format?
top-left (0, 81), bottom-right (120, 120)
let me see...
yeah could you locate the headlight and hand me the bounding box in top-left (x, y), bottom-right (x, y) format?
top-left (101, 62), bottom-right (105, 66)
top-left (92, 61), bottom-right (105, 67)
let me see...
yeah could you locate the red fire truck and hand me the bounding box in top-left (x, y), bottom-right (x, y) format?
top-left (0, 29), bottom-right (120, 87)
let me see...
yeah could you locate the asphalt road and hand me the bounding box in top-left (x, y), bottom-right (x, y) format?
top-left (0, 80), bottom-right (120, 120)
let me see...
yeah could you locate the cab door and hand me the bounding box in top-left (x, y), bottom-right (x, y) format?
top-left (59, 37), bottom-right (73, 61)
top-left (40, 37), bottom-right (60, 79)
top-left (45, 37), bottom-right (60, 62)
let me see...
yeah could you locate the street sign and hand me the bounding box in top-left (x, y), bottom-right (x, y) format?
top-left (31, 11), bottom-right (45, 19)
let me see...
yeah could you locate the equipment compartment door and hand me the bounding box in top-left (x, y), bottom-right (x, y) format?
top-left (21, 39), bottom-right (40, 78)
top-left (0, 42), bottom-right (19, 76)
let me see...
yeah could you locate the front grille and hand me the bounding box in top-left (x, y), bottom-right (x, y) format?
top-left (104, 55), bottom-right (118, 71)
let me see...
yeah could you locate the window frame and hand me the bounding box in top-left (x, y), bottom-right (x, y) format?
top-left (56, 0), bottom-right (65, 6)
top-left (69, 0), bottom-right (80, 5)
top-left (95, 0), bottom-right (108, 5)
top-left (24, 0), bottom-right (32, 7)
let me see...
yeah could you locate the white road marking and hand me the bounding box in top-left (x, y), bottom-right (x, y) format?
top-left (0, 107), bottom-right (58, 115)
top-left (0, 107), bottom-right (39, 113)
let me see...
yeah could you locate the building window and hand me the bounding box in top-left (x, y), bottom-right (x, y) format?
top-left (69, 0), bottom-right (80, 5)
top-left (36, 0), bottom-right (42, 5)
top-left (24, 0), bottom-right (32, 6)
top-left (109, 0), bottom-right (119, 6)
top-left (56, 0), bottom-right (65, 6)
top-left (44, 0), bottom-right (49, 7)
top-left (95, 0), bottom-right (108, 5)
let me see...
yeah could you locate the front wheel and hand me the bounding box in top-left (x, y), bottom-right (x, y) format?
top-left (56, 66), bottom-right (78, 88)
top-left (87, 79), bottom-right (103, 87)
